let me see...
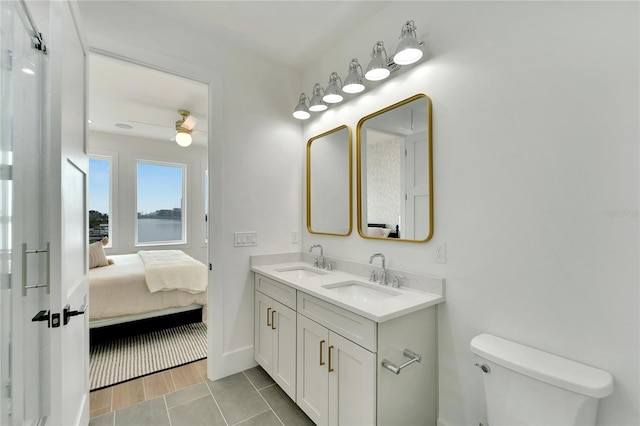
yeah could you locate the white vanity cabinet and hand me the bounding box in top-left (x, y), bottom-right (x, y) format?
top-left (254, 270), bottom-right (438, 426)
top-left (254, 276), bottom-right (297, 400)
top-left (297, 313), bottom-right (376, 426)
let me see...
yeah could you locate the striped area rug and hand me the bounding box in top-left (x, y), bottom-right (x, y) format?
top-left (89, 322), bottom-right (207, 391)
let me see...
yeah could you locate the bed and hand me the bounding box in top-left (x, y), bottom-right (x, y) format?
top-left (88, 250), bottom-right (207, 328)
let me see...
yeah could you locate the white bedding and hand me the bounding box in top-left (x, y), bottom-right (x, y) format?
top-left (138, 250), bottom-right (207, 294)
top-left (88, 252), bottom-right (207, 322)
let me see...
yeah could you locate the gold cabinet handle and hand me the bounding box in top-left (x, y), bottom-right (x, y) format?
top-left (319, 340), bottom-right (326, 366)
top-left (267, 307), bottom-right (271, 327)
top-left (271, 310), bottom-right (276, 330)
top-left (328, 345), bottom-right (334, 372)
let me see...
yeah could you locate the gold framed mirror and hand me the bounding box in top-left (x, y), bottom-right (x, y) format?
top-left (306, 125), bottom-right (352, 236)
top-left (356, 94), bottom-right (433, 242)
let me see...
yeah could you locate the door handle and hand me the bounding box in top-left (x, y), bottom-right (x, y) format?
top-left (63, 303), bottom-right (88, 325)
top-left (328, 345), bottom-right (334, 372)
top-left (267, 307), bottom-right (271, 327)
top-left (271, 310), bottom-right (276, 330)
top-left (32, 310), bottom-right (50, 327)
top-left (319, 340), bottom-right (325, 366)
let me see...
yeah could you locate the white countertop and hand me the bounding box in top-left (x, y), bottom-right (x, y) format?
top-left (251, 261), bottom-right (445, 323)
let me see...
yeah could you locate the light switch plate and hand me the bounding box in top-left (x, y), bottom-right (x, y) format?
top-left (234, 231), bottom-right (258, 247)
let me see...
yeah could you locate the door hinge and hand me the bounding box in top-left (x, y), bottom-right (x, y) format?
top-left (32, 32), bottom-right (47, 54)
top-left (209, 263), bottom-right (212, 271)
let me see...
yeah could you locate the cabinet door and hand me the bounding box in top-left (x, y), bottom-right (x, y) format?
top-left (272, 300), bottom-right (296, 401)
top-left (297, 314), bottom-right (329, 426)
top-left (328, 331), bottom-right (377, 426)
top-left (254, 291), bottom-right (274, 373)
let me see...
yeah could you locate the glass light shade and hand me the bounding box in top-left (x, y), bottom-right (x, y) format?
top-left (343, 58), bottom-right (365, 94)
top-left (175, 131), bottom-right (192, 147)
top-left (293, 93), bottom-right (311, 119)
top-left (323, 72), bottom-right (343, 104)
top-left (365, 42), bottom-right (390, 81)
top-left (394, 21), bottom-right (423, 65)
top-left (309, 83), bottom-right (328, 112)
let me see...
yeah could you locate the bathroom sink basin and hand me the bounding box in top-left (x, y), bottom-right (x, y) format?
top-left (275, 266), bottom-right (329, 279)
top-left (322, 281), bottom-right (399, 302)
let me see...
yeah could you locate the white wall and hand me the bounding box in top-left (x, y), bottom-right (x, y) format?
top-left (88, 131), bottom-right (209, 263)
top-left (300, 2), bottom-right (639, 425)
top-left (77, 3), bottom-right (304, 378)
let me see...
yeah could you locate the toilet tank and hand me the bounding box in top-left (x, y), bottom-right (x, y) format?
top-left (470, 334), bottom-right (614, 426)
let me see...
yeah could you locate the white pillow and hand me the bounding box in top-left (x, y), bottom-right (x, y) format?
top-left (367, 227), bottom-right (391, 238)
top-left (89, 241), bottom-right (109, 268)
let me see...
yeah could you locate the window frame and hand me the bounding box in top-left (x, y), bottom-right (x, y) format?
top-left (134, 159), bottom-right (188, 247)
top-left (88, 153), bottom-right (116, 249)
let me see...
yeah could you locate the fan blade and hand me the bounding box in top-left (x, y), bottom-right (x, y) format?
top-left (128, 119), bottom-right (173, 129)
top-left (182, 115), bottom-right (198, 130)
top-left (192, 129), bottom-right (207, 136)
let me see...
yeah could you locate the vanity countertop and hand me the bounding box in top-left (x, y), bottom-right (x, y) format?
top-left (251, 261), bottom-right (444, 323)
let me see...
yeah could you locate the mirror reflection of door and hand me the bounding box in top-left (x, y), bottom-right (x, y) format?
top-left (357, 94), bottom-right (433, 242)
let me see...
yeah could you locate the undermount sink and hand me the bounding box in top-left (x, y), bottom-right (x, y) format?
top-left (275, 266), bottom-right (329, 279)
top-left (322, 281), bottom-right (400, 302)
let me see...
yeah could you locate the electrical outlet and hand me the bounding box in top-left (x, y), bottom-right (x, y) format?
top-left (291, 230), bottom-right (299, 244)
top-left (433, 242), bottom-right (447, 264)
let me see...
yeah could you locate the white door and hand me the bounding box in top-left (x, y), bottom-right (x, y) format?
top-left (403, 131), bottom-right (429, 240)
top-left (328, 331), bottom-right (376, 426)
top-left (44, 1), bottom-right (90, 424)
top-left (271, 300), bottom-right (296, 401)
top-left (296, 314), bottom-right (329, 426)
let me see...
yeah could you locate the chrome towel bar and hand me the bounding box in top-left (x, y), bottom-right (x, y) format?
top-left (381, 348), bottom-right (422, 375)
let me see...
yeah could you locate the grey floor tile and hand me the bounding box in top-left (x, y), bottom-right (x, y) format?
top-left (89, 412), bottom-right (114, 426)
top-left (165, 382), bottom-right (210, 408)
top-left (261, 385), bottom-right (314, 426)
top-left (168, 395), bottom-right (226, 426)
top-left (237, 410), bottom-right (283, 426)
top-left (243, 366), bottom-right (275, 390)
top-left (208, 372), bottom-right (269, 425)
top-left (114, 397), bottom-right (170, 426)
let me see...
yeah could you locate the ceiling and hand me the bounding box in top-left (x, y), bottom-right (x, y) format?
top-left (80, 1), bottom-right (390, 146)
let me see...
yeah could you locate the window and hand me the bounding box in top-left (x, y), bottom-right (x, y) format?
top-left (136, 161), bottom-right (186, 245)
top-left (88, 157), bottom-right (111, 246)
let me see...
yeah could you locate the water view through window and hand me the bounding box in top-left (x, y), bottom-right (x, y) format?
top-left (89, 157), bottom-right (110, 243)
top-left (137, 161), bottom-right (185, 244)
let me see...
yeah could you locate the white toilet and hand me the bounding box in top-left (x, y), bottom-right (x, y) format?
top-left (470, 333), bottom-right (614, 426)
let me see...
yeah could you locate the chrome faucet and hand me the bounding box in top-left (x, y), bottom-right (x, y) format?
top-left (369, 253), bottom-right (387, 285)
top-left (310, 244), bottom-right (324, 268)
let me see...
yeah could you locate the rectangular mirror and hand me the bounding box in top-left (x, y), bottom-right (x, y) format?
top-left (357, 94), bottom-right (433, 242)
top-left (307, 125), bottom-right (352, 236)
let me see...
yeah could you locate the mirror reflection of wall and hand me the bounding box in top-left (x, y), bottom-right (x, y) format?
top-left (307, 125), bottom-right (352, 236)
top-left (357, 94), bottom-right (433, 242)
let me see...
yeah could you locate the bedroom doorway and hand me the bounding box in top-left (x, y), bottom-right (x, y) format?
top-left (86, 51), bottom-right (214, 393)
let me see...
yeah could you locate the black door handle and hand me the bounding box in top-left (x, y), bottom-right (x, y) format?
top-left (63, 303), bottom-right (88, 325)
top-left (32, 310), bottom-right (50, 327)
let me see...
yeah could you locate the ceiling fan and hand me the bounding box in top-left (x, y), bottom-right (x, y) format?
top-left (129, 109), bottom-right (207, 147)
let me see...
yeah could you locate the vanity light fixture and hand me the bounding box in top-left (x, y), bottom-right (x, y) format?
top-left (291, 19), bottom-right (425, 120)
top-left (309, 83), bottom-right (328, 112)
top-left (292, 93), bottom-right (311, 120)
top-left (175, 128), bottom-right (192, 147)
top-left (393, 20), bottom-right (423, 65)
top-left (365, 41), bottom-right (390, 81)
top-left (343, 58), bottom-right (365, 94)
top-left (323, 72), bottom-right (344, 104)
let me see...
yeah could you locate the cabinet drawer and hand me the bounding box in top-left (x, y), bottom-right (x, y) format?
top-left (255, 274), bottom-right (296, 310)
top-left (297, 292), bottom-right (377, 352)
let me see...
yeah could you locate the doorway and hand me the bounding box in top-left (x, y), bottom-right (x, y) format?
top-left (86, 52), bottom-right (212, 391)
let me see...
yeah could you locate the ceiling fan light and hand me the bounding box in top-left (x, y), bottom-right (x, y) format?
top-left (323, 72), bottom-right (343, 104)
top-left (394, 20), bottom-right (423, 65)
top-left (365, 41), bottom-right (390, 81)
top-left (293, 93), bottom-right (311, 120)
top-left (175, 130), bottom-right (192, 147)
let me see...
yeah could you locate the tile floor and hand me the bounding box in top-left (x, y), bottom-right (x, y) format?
top-left (89, 360), bottom-right (314, 426)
